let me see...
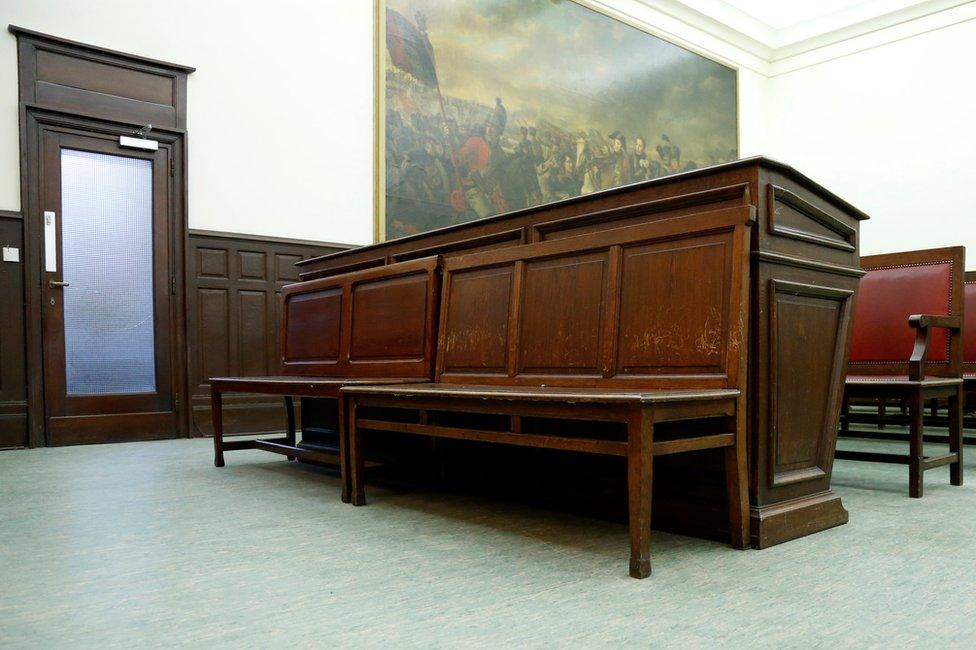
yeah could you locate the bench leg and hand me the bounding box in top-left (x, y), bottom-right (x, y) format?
top-left (348, 399), bottom-right (366, 507)
top-left (724, 411), bottom-right (750, 550)
top-left (949, 388), bottom-right (964, 487)
top-left (338, 394), bottom-right (351, 503)
top-left (909, 392), bottom-right (924, 498)
top-left (284, 396), bottom-right (297, 461)
top-left (212, 388), bottom-right (225, 467)
top-left (627, 408), bottom-right (653, 579)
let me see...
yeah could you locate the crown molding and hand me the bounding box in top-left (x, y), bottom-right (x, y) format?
top-left (582, 0), bottom-right (770, 73)
top-left (621, 0), bottom-right (976, 76)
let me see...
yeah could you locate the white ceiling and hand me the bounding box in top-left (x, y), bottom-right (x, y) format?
top-left (718, 0), bottom-right (884, 30)
top-left (661, 0), bottom-right (960, 49)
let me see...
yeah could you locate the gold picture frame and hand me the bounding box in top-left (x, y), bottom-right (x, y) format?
top-left (373, 0), bottom-right (740, 243)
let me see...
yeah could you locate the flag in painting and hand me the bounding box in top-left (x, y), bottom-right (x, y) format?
top-left (386, 8), bottom-right (438, 88)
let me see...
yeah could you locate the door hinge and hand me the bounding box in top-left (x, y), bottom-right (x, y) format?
top-left (170, 276), bottom-right (177, 295)
top-left (169, 158), bottom-right (175, 177)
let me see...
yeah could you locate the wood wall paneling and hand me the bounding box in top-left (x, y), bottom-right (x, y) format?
top-left (0, 212), bottom-right (28, 448)
top-left (186, 231), bottom-right (351, 436)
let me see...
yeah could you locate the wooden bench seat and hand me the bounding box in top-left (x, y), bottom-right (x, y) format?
top-left (212, 376), bottom-right (403, 394)
top-left (343, 205), bottom-right (754, 578)
top-left (343, 383), bottom-right (745, 580)
top-left (210, 256), bottom-right (442, 501)
top-left (838, 247), bottom-right (965, 497)
top-left (845, 376), bottom-right (964, 387)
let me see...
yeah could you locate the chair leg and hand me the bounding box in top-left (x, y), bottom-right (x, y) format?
top-left (284, 396), bottom-right (297, 461)
top-left (909, 392), bottom-right (924, 498)
top-left (338, 394), bottom-right (351, 503)
top-left (930, 398), bottom-right (939, 420)
top-left (627, 407), bottom-right (653, 579)
top-left (878, 399), bottom-right (887, 430)
top-left (724, 411), bottom-right (750, 550)
top-left (949, 388), bottom-right (964, 487)
top-left (212, 388), bottom-right (225, 468)
top-left (348, 399), bottom-right (366, 507)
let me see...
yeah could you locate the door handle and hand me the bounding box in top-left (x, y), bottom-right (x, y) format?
top-left (49, 280), bottom-right (70, 288)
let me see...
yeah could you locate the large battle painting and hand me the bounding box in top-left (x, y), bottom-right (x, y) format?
top-left (380, 0), bottom-right (738, 240)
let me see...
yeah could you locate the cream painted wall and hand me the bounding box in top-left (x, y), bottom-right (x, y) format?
top-left (735, 66), bottom-right (768, 157)
top-left (0, 0), bottom-right (375, 244)
top-left (1, 1), bottom-right (973, 258)
top-left (0, 0), bottom-right (769, 247)
top-left (763, 17), bottom-right (976, 258)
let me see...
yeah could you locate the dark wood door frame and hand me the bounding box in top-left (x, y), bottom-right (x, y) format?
top-left (13, 26), bottom-right (193, 446)
top-left (20, 107), bottom-right (190, 446)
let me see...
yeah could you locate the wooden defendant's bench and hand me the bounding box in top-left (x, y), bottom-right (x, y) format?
top-left (210, 256), bottom-right (441, 500)
top-left (297, 157), bottom-right (869, 548)
top-left (342, 206), bottom-right (754, 578)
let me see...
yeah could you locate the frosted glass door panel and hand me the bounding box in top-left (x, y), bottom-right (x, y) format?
top-left (61, 149), bottom-right (156, 395)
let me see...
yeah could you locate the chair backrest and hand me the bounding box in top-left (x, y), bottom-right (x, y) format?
top-left (848, 247), bottom-right (964, 377)
top-left (965, 271), bottom-right (976, 374)
top-left (433, 206), bottom-right (754, 390)
top-left (279, 256), bottom-right (440, 378)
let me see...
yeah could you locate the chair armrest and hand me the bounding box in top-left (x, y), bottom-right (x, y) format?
top-left (909, 314), bottom-right (962, 380)
top-left (909, 314), bottom-right (961, 330)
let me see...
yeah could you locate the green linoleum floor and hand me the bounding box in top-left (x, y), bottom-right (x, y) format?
top-left (1, 432), bottom-right (975, 647)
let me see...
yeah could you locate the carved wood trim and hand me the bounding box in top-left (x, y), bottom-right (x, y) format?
top-left (391, 228), bottom-right (526, 263)
top-left (532, 182), bottom-right (751, 241)
top-left (767, 184), bottom-right (856, 252)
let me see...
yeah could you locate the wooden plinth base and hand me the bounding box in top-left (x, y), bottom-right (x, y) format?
top-left (750, 491), bottom-right (849, 549)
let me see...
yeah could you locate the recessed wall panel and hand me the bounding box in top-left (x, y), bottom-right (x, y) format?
top-left (617, 238), bottom-right (728, 375)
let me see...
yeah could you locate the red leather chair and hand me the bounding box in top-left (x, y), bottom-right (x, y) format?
top-left (837, 246), bottom-right (965, 497)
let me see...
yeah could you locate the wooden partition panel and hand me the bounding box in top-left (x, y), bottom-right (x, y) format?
top-left (281, 256), bottom-right (441, 379)
top-left (0, 213), bottom-right (28, 448)
top-left (437, 207), bottom-right (753, 389)
top-left (186, 231), bottom-right (351, 436)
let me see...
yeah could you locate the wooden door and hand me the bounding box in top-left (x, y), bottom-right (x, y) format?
top-left (40, 130), bottom-right (178, 445)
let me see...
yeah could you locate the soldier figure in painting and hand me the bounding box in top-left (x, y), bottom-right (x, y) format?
top-left (456, 125), bottom-right (493, 219)
top-left (631, 136), bottom-right (649, 182)
top-left (608, 131), bottom-right (632, 187)
top-left (548, 154), bottom-right (582, 200)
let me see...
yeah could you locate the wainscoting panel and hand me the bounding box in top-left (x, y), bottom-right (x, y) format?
top-left (186, 230), bottom-right (350, 436)
top-left (0, 212), bottom-right (28, 448)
